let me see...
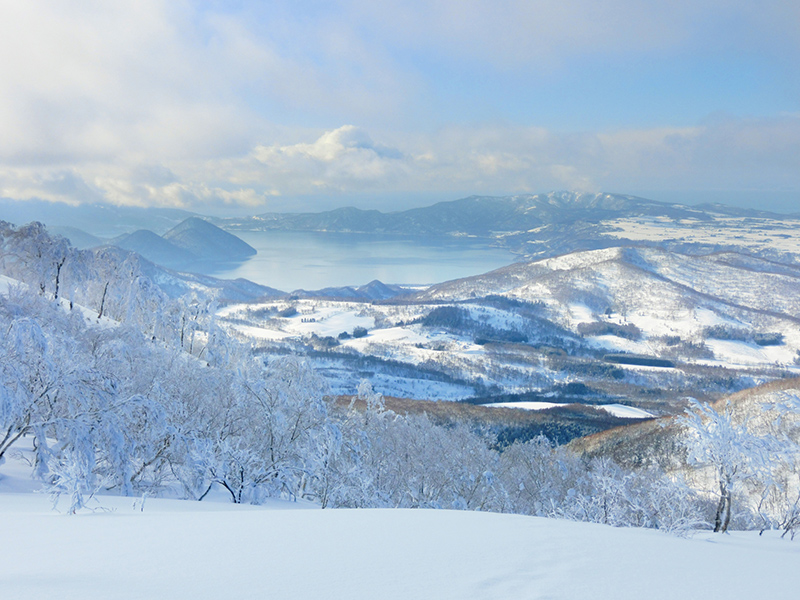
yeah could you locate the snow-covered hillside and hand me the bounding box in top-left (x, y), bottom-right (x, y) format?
top-left (2, 426), bottom-right (798, 598)
top-left (218, 246), bottom-right (800, 421)
top-left (2, 490), bottom-right (798, 600)
top-left (214, 192), bottom-right (800, 267)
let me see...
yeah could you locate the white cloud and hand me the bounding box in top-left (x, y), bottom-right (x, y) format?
top-left (0, 1), bottom-right (260, 164)
top-left (0, 2), bottom-right (797, 212)
top-left (0, 1), bottom-right (412, 168)
top-left (196, 116), bottom-right (800, 203)
top-left (246, 126), bottom-right (409, 193)
top-left (1, 115), bottom-right (799, 210)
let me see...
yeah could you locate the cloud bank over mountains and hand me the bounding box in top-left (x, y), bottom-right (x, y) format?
top-left (0, 1), bottom-right (797, 212)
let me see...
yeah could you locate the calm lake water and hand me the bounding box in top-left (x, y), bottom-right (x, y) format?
top-left (201, 230), bottom-right (517, 292)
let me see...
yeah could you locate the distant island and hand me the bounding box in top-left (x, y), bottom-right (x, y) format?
top-left (105, 217), bottom-right (256, 270)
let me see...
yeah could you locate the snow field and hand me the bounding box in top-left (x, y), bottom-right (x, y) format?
top-left (482, 401), bottom-right (655, 419)
top-left (2, 492), bottom-right (799, 600)
top-left (706, 339), bottom-right (797, 367)
top-left (603, 215), bottom-right (800, 256)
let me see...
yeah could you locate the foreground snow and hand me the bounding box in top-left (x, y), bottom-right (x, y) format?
top-left (1, 491), bottom-right (798, 599)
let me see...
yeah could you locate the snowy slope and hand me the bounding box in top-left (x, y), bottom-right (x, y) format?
top-left (219, 245), bottom-right (800, 407)
top-left (1, 491), bottom-right (798, 600)
top-left (417, 246), bottom-right (800, 365)
top-left (483, 401), bottom-right (655, 419)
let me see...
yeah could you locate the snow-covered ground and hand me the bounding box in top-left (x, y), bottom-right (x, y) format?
top-left (216, 245), bottom-right (800, 403)
top-left (2, 489), bottom-right (799, 599)
top-left (484, 400), bottom-right (570, 411)
top-left (482, 401), bottom-right (655, 419)
top-left (603, 215), bottom-right (800, 256)
top-left (3, 433), bottom-right (798, 599)
top-left (597, 403), bottom-right (656, 419)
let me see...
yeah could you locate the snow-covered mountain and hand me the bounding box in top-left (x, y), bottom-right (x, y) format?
top-left (218, 244), bottom-right (800, 424)
top-left (418, 246), bottom-right (800, 322)
top-left (290, 279), bottom-right (411, 300)
top-left (111, 229), bottom-right (198, 269)
top-left (216, 191), bottom-right (800, 265)
top-left (220, 192), bottom-right (724, 236)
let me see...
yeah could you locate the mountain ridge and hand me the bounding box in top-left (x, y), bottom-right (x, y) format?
top-left (218, 191), bottom-right (797, 238)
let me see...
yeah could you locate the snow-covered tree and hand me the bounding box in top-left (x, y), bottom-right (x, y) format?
top-left (680, 398), bottom-right (773, 532)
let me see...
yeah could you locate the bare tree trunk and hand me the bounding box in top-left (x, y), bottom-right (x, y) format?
top-left (54, 257), bottom-right (66, 299)
top-left (721, 488), bottom-right (732, 533)
top-left (714, 480), bottom-right (728, 532)
top-left (98, 282), bottom-right (109, 318)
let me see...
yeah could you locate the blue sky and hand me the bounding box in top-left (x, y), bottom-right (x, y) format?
top-left (0, 0), bottom-right (797, 213)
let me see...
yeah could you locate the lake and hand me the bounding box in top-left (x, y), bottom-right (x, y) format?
top-left (200, 230), bottom-right (517, 292)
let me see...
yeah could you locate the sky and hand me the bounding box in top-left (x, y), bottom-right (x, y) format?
top-left (0, 0), bottom-right (798, 214)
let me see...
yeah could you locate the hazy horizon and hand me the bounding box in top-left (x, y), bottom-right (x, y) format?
top-left (3, 188), bottom-right (800, 226)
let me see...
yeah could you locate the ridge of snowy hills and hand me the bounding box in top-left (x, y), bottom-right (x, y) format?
top-left (214, 191), bottom-right (800, 265)
top-left (219, 243), bottom-right (800, 428)
top-left (416, 245), bottom-right (800, 319)
top-left (290, 279), bottom-right (411, 301)
top-left (222, 191), bottom-right (790, 236)
top-left (7, 192), bottom-right (800, 291)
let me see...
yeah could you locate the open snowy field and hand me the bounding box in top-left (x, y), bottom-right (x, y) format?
top-left (484, 401), bottom-right (655, 419)
top-left (1, 491), bottom-right (798, 600)
top-left (2, 437), bottom-right (797, 600)
top-left (602, 215), bottom-right (800, 256)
